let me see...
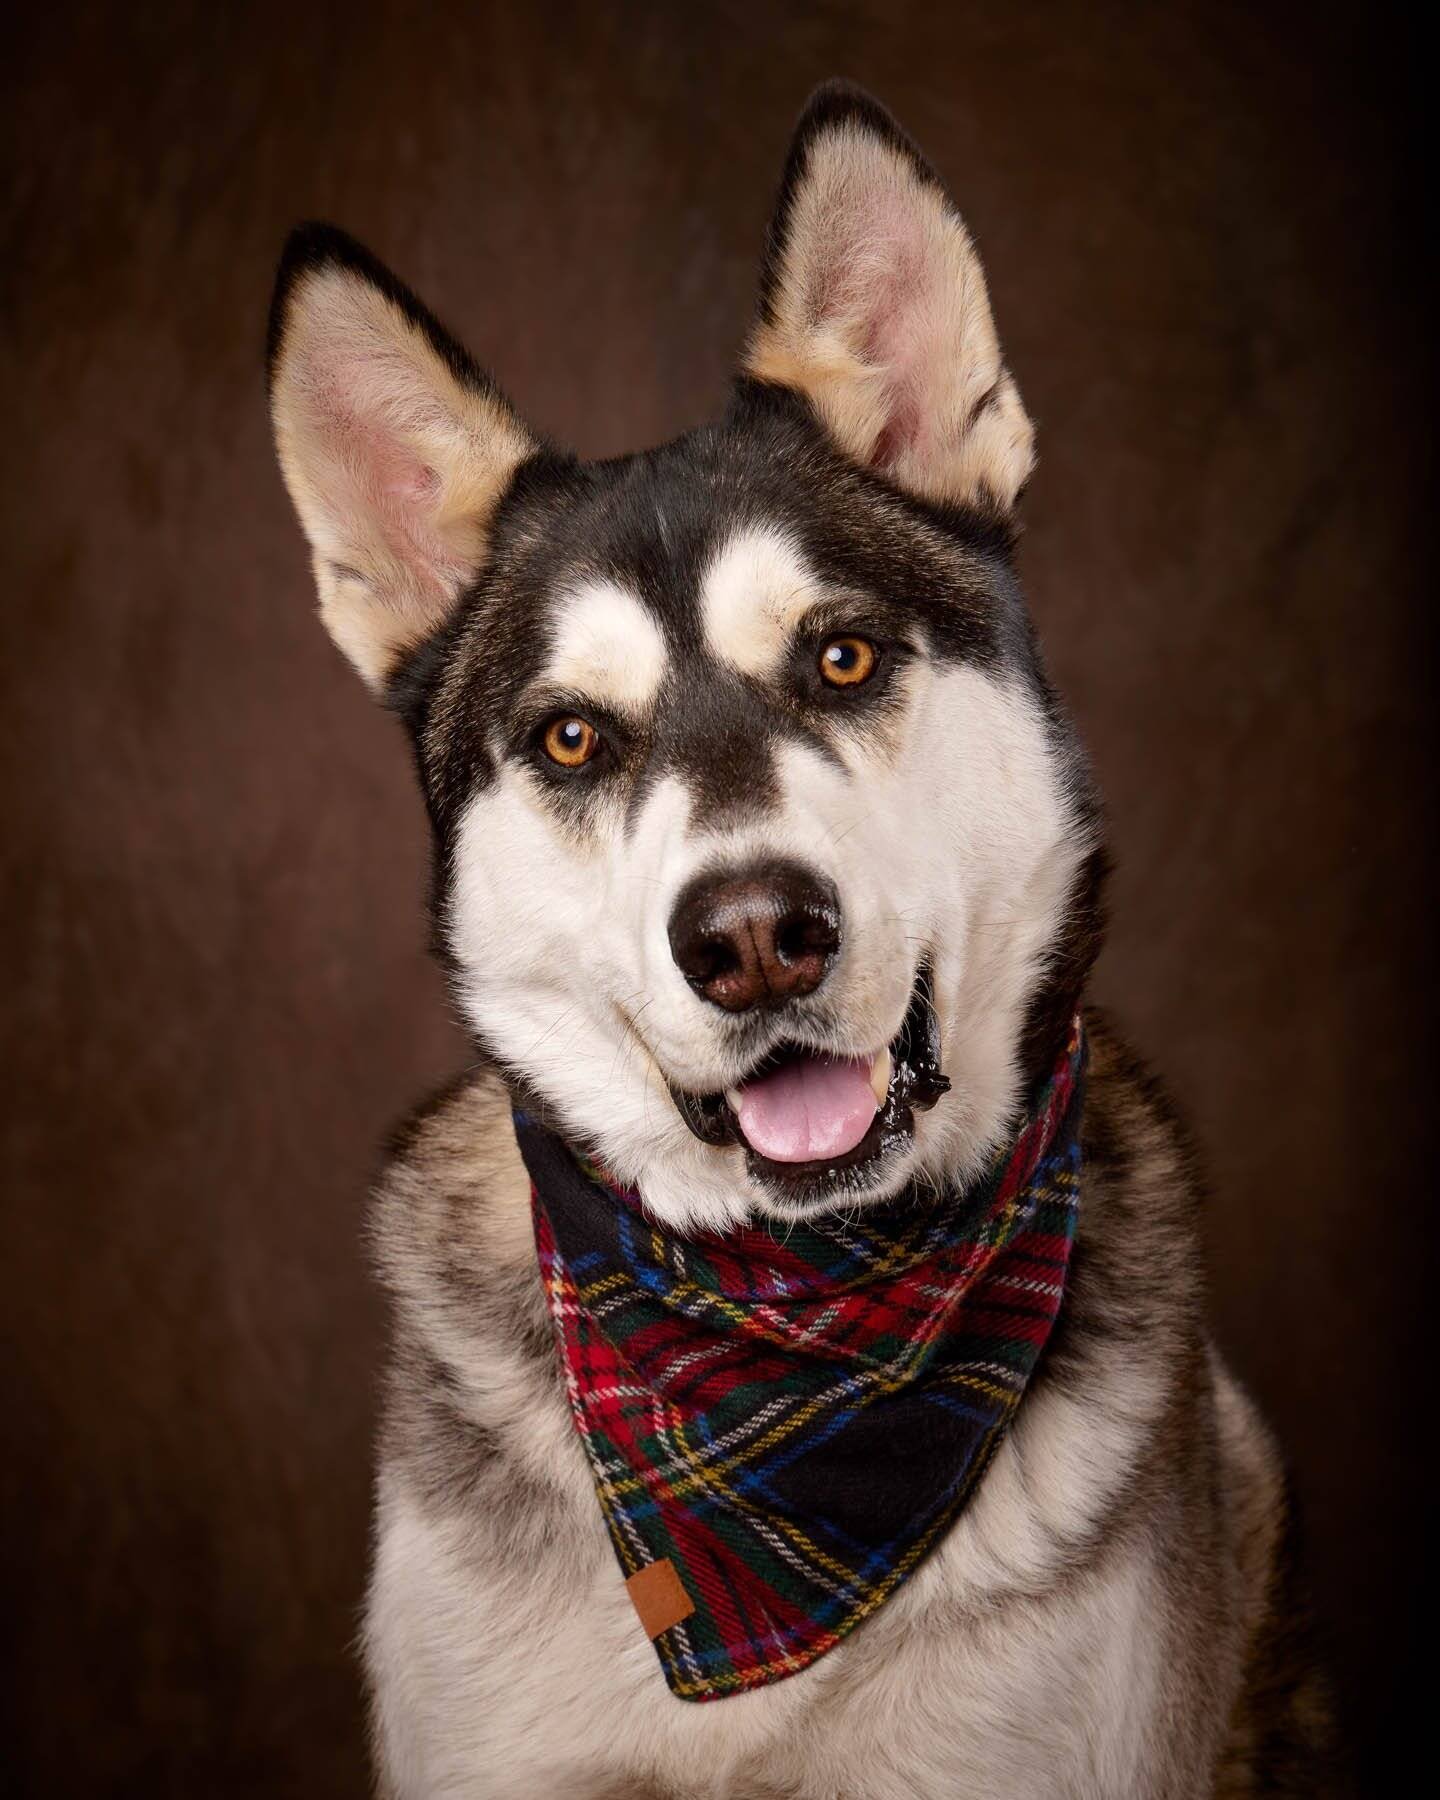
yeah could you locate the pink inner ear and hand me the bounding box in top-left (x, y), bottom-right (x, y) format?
top-left (869, 397), bottom-right (921, 471)
top-left (310, 364), bottom-right (461, 599)
top-left (833, 193), bottom-right (932, 473)
top-left (375, 445), bottom-right (442, 506)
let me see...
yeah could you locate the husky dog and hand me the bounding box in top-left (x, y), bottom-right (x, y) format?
top-left (268, 83), bottom-right (1336, 1800)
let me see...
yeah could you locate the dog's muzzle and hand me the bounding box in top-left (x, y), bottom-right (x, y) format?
top-left (667, 963), bottom-right (950, 1205)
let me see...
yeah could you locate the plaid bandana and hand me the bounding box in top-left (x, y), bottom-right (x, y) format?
top-left (514, 1019), bottom-right (1085, 1702)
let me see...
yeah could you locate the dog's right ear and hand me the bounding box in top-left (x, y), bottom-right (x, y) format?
top-left (267, 225), bottom-right (536, 692)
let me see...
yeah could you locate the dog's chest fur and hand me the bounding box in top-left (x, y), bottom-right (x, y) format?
top-left (365, 1022), bottom-right (1304, 1800)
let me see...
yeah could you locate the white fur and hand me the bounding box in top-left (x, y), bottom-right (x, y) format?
top-left (541, 579), bottom-right (669, 712)
top-left (446, 536), bottom-right (1089, 1234)
top-left (701, 524), bottom-right (822, 680)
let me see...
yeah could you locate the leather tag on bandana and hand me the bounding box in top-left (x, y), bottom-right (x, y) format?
top-left (625, 1559), bottom-right (694, 1638)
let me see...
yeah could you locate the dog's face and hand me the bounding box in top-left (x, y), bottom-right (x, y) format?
top-left (269, 87), bottom-right (1101, 1232)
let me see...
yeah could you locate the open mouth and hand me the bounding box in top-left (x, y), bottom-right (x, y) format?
top-left (669, 967), bottom-right (950, 1198)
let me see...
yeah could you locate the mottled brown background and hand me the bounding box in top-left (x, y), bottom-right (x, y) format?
top-left (2, 2), bottom-right (1429, 1793)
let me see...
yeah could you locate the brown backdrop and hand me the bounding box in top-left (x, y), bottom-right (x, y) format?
top-left (2, 3), bottom-right (1429, 1793)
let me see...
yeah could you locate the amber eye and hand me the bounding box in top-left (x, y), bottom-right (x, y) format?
top-left (818, 635), bottom-right (878, 688)
top-left (542, 716), bottom-right (600, 768)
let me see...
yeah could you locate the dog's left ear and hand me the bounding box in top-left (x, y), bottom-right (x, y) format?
top-left (744, 84), bottom-right (1034, 515)
top-left (267, 224), bottom-right (537, 692)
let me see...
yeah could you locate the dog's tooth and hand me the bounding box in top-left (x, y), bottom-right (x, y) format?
top-left (869, 1047), bottom-right (892, 1106)
top-left (725, 1087), bottom-right (744, 1114)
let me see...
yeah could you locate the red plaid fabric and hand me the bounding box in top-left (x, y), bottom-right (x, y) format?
top-left (516, 1021), bottom-right (1085, 1700)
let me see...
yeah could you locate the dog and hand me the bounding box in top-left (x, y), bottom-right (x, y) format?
top-left (267, 82), bottom-right (1338, 1800)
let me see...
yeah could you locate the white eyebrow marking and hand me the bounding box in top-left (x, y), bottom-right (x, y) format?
top-left (700, 524), bottom-right (822, 679)
top-left (542, 579), bottom-right (668, 711)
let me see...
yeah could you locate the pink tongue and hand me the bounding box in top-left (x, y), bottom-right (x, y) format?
top-left (734, 1054), bottom-right (878, 1165)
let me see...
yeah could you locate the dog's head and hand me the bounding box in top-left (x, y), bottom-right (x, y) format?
top-left (268, 85), bottom-right (1103, 1232)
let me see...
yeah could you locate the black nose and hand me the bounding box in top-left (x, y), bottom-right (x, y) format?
top-left (668, 860), bottom-right (841, 1013)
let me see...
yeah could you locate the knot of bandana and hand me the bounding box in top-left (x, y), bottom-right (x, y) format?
top-left (514, 1019), bottom-right (1085, 1701)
